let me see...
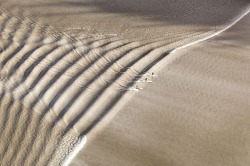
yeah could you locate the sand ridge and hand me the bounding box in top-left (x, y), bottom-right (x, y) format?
top-left (0, 1), bottom-right (250, 165)
top-left (71, 10), bottom-right (250, 166)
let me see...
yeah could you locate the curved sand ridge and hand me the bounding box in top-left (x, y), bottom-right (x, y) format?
top-left (0, 1), bottom-right (250, 165)
top-left (74, 12), bottom-right (250, 166)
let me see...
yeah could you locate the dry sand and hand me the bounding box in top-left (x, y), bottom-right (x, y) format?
top-left (70, 11), bottom-right (250, 166)
top-left (0, 0), bottom-right (250, 166)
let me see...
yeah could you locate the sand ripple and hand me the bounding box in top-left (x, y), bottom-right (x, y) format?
top-left (0, 1), bottom-right (250, 165)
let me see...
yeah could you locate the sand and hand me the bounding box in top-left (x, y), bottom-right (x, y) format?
top-left (0, 0), bottom-right (250, 166)
top-left (70, 11), bottom-right (250, 166)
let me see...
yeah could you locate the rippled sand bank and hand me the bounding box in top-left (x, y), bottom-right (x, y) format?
top-left (71, 11), bottom-right (250, 166)
top-left (0, 0), bottom-right (250, 165)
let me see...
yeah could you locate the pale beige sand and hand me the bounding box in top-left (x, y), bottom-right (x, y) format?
top-left (0, 1), bottom-right (250, 166)
top-left (0, 92), bottom-right (83, 165)
top-left (1, 0), bottom-right (250, 43)
top-left (70, 12), bottom-right (250, 166)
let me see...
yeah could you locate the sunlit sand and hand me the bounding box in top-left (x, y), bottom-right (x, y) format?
top-left (0, 0), bottom-right (250, 166)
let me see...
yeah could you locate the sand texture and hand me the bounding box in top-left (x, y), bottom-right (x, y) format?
top-left (0, 0), bottom-right (250, 165)
top-left (71, 10), bottom-right (250, 166)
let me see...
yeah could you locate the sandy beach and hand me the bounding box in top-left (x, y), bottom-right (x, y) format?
top-left (0, 0), bottom-right (250, 165)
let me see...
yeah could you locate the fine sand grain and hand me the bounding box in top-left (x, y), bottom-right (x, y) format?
top-left (70, 12), bottom-right (250, 166)
top-left (0, 0), bottom-right (250, 165)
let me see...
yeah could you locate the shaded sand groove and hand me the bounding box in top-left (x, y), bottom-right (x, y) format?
top-left (0, 1), bottom-right (250, 166)
top-left (0, 91), bottom-right (84, 166)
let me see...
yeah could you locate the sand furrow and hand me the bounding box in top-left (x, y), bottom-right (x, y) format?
top-left (0, 1), bottom-right (250, 166)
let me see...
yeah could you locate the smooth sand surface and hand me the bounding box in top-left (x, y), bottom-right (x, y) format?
top-left (70, 12), bottom-right (250, 166)
top-left (0, 0), bottom-right (250, 165)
